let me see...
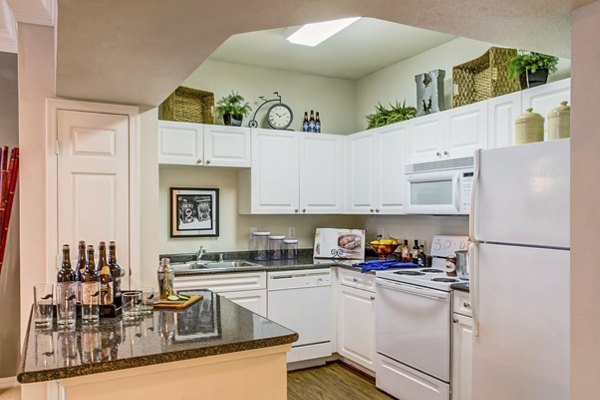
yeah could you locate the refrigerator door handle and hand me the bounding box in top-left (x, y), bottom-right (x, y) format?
top-left (469, 149), bottom-right (481, 241)
top-left (470, 241), bottom-right (480, 337)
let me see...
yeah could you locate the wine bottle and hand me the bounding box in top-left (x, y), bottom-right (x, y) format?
top-left (401, 239), bottom-right (411, 262)
top-left (412, 240), bottom-right (420, 263)
top-left (75, 240), bottom-right (86, 282)
top-left (308, 110), bottom-right (316, 133)
top-left (97, 242), bottom-right (113, 305)
top-left (315, 112), bottom-right (321, 133)
top-left (80, 245), bottom-right (99, 307)
top-left (418, 245), bottom-right (426, 267)
top-left (57, 244), bottom-right (76, 283)
top-left (108, 241), bottom-right (122, 299)
top-left (302, 112), bottom-right (309, 132)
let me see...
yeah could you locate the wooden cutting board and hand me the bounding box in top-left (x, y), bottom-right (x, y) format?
top-left (153, 294), bottom-right (203, 310)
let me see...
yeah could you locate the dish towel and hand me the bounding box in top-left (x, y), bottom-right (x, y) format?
top-left (358, 260), bottom-right (419, 273)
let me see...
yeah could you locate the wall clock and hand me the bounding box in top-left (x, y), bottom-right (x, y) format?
top-left (248, 91), bottom-right (294, 130)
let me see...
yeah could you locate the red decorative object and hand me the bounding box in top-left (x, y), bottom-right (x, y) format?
top-left (0, 146), bottom-right (19, 277)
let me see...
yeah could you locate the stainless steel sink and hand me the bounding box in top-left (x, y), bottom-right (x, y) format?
top-left (172, 260), bottom-right (261, 271)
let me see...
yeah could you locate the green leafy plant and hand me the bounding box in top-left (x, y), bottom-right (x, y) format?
top-left (507, 51), bottom-right (559, 79)
top-left (366, 101), bottom-right (417, 129)
top-left (215, 91), bottom-right (252, 117)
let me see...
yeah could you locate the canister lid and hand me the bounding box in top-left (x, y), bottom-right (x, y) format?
top-left (516, 108), bottom-right (544, 124)
top-left (283, 239), bottom-right (298, 244)
top-left (269, 235), bottom-right (285, 240)
top-left (548, 101), bottom-right (570, 117)
top-left (252, 231), bottom-right (271, 236)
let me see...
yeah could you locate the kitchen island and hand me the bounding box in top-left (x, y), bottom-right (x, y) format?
top-left (17, 290), bottom-right (298, 400)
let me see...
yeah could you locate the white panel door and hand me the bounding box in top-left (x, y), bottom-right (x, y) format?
top-left (346, 131), bottom-right (376, 214)
top-left (452, 314), bottom-right (473, 400)
top-left (446, 101), bottom-right (487, 159)
top-left (57, 110), bottom-right (129, 265)
top-left (218, 289), bottom-right (267, 318)
top-left (299, 133), bottom-right (343, 214)
top-left (338, 285), bottom-right (375, 371)
top-left (158, 120), bottom-right (202, 165)
top-left (521, 78), bottom-right (570, 140)
top-left (487, 92), bottom-right (522, 149)
top-left (407, 112), bottom-right (446, 164)
top-left (203, 125), bottom-right (251, 167)
top-left (250, 129), bottom-right (299, 213)
top-left (376, 124), bottom-right (406, 214)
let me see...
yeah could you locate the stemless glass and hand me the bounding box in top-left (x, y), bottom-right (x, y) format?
top-left (140, 287), bottom-right (155, 315)
top-left (34, 284), bottom-right (54, 328)
top-left (121, 292), bottom-right (140, 321)
top-left (80, 282), bottom-right (100, 324)
top-left (56, 282), bottom-right (77, 328)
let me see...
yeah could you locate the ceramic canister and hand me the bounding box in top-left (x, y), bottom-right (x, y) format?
top-left (548, 101), bottom-right (571, 140)
top-left (515, 108), bottom-right (544, 144)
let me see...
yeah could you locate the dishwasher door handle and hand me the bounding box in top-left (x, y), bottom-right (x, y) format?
top-left (376, 278), bottom-right (449, 301)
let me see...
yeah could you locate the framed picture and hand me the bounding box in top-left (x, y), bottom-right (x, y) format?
top-left (170, 187), bottom-right (219, 237)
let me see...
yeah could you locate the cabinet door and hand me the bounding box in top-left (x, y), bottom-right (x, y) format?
top-left (376, 124), bottom-right (407, 214)
top-left (203, 125), bottom-right (251, 167)
top-left (407, 113), bottom-right (446, 164)
top-left (452, 314), bottom-right (473, 400)
top-left (219, 289), bottom-right (267, 318)
top-left (250, 128), bottom-right (299, 213)
top-left (487, 92), bottom-right (522, 149)
top-left (446, 101), bottom-right (487, 159)
top-left (338, 285), bottom-right (376, 371)
top-left (299, 133), bottom-right (343, 214)
top-left (158, 120), bottom-right (203, 165)
top-left (345, 131), bottom-right (377, 214)
top-left (521, 78), bottom-right (570, 140)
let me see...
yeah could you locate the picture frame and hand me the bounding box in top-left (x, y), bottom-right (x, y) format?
top-left (170, 187), bottom-right (219, 237)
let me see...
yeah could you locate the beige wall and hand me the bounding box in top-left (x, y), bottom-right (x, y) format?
top-left (355, 37), bottom-right (572, 130)
top-left (182, 59), bottom-right (357, 134)
top-left (571, 2), bottom-right (600, 398)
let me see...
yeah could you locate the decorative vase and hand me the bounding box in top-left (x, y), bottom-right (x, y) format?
top-left (223, 113), bottom-right (243, 126)
top-left (415, 69), bottom-right (445, 116)
top-left (547, 101), bottom-right (570, 140)
top-left (515, 108), bottom-right (544, 144)
top-left (520, 69), bottom-right (549, 88)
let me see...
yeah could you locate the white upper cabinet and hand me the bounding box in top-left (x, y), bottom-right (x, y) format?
top-left (446, 101), bottom-right (488, 159)
top-left (158, 120), bottom-right (250, 167)
top-left (346, 130), bottom-right (377, 214)
top-left (376, 124), bottom-right (407, 214)
top-left (299, 133), bottom-right (344, 214)
top-left (407, 113), bottom-right (446, 164)
top-left (487, 92), bottom-right (522, 149)
top-left (521, 78), bottom-right (571, 140)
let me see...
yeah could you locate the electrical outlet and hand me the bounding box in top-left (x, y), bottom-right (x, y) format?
top-left (249, 226), bottom-right (257, 240)
top-left (377, 227), bottom-right (385, 237)
top-left (288, 226), bottom-right (296, 239)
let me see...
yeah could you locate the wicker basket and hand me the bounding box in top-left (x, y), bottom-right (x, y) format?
top-left (159, 86), bottom-right (214, 124)
top-left (452, 47), bottom-right (521, 108)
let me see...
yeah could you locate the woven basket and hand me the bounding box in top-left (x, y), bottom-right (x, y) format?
top-left (452, 47), bottom-right (521, 108)
top-left (159, 86), bottom-right (214, 124)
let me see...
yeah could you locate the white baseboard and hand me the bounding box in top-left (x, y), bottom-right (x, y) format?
top-left (0, 377), bottom-right (16, 390)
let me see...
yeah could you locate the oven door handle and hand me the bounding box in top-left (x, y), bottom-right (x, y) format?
top-left (376, 278), bottom-right (449, 301)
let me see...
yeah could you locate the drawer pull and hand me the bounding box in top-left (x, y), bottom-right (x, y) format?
top-left (453, 318), bottom-right (459, 323)
top-left (353, 278), bottom-right (358, 282)
top-left (370, 296), bottom-right (375, 301)
top-left (463, 301), bottom-right (471, 309)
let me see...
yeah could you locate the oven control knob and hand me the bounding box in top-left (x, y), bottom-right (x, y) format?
top-left (460, 242), bottom-right (467, 250)
top-left (434, 241), bottom-right (442, 251)
top-left (317, 278), bottom-right (323, 285)
top-left (445, 240), bottom-right (452, 248)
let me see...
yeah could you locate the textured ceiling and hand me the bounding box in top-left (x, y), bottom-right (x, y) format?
top-left (208, 18), bottom-right (456, 80)
top-left (56, 0), bottom-right (589, 107)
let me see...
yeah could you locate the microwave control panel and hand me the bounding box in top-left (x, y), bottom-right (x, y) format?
top-left (460, 172), bottom-right (474, 213)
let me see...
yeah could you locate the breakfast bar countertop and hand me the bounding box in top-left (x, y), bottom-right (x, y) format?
top-left (17, 290), bottom-right (298, 384)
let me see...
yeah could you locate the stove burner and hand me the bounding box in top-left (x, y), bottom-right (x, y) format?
top-left (431, 277), bottom-right (459, 283)
top-left (394, 270), bottom-right (426, 276)
top-left (420, 268), bottom-right (444, 273)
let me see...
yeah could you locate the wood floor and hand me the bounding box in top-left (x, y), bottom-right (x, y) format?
top-left (287, 362), bottom-right (394, 400)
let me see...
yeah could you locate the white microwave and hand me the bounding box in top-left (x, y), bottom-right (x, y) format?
top-left (405, 157), bottom-right (474, 215)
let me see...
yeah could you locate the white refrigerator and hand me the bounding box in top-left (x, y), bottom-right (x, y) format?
top-left (469, 139), bottom-right (570, 400)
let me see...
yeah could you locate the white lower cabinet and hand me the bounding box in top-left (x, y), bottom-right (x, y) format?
top-left (337, 269), bottom-right (376, 372)
top-left (218, 289), bottom-right (267, 318)
top-left (452, 294), bottom-right (473, 400)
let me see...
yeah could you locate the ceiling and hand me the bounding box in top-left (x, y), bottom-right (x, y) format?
top-left (208, 18), bottom-right (456, 80)
top-left (56, 0), bottom-right (590, 107)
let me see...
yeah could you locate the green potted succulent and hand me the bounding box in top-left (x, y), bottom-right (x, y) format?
top-left (507, 51), bottom-right (559, 89)
top-left (366, 101), bottom-right (417, 129)
top-left (215, 91), bottom-right (252, 126)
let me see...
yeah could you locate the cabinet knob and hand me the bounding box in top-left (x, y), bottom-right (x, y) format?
top-left (370, 209), bottom-right (374, 213)
top-left (197, 159), bottom-right (202, 164)
top-left (443, 151), bottom-right (449, 156)
top-left (463, 302), bottom-right (471, 309)
top-left (453, 318), bottom-right (459, 323)
top-left (436, 152), bottom-right (441, 157)
top-left (370, 296), bottom-right (375, 301)
top-left (294, 209), bottom-right (299, 213)
top-left (206, 160), bottom-right (211, 165)
top-left (302, 209), bottom-right (306, 213)
top-left (375, 209), bottom-right (380, 213)
top-left (353, 278), bottom-right (358, 282)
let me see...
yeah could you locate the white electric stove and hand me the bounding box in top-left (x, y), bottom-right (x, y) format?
top-left (374, 235), bottom-right (468, 400)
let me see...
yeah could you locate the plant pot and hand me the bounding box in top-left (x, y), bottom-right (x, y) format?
top-left (223, 114), bottom-right (243, 126)
top-left (520, 69), bottom-right (549, 89)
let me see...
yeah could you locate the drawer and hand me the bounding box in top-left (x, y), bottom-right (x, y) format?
top-left (338, 268), bottom-right (375, 293)
top-left (174, 271), bottom-right (266, 292)
top-left (453, 289), bottom-right (472, 317)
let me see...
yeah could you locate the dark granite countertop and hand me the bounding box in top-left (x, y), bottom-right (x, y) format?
top-left (450, 282), bottom-right (470, 292)
top-left (17, 290), bottom-right (298, 384)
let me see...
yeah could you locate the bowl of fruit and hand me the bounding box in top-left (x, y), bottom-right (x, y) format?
top-left (370, 237), bottom-right (400, 259)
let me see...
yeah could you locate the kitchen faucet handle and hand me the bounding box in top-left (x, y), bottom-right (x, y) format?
top-left (218, 253), bottom-right (224, 262)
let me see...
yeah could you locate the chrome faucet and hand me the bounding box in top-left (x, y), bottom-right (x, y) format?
top-left (196, 246), bottom-right (207, 262)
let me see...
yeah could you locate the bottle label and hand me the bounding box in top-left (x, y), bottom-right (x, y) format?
top-left (82, 284), bottom-right (100, 305)
top-left (100, 281), bottom-right (113, 305)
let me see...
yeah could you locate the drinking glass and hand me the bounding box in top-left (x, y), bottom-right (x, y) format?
top-left (80, 282), bottom-right (100, 324)
top-left (34, 284), bottom-right (54, 328)
top-left (140, 287), bottom-right (155, 315)
top-left (121, 292), bottom-right (140, 321)
top-left (56, 282), bottom-right (77, 328)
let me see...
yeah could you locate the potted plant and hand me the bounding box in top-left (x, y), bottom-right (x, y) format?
top-left (366, 101), bottom-right (417, 129)
top-left (215, 91), bottom-right (252, 126)
top-left (507, 51), bottom-right (559, 88)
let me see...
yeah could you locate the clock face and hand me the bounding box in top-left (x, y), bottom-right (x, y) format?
top-left (267, 104), bottom-right (293, 130)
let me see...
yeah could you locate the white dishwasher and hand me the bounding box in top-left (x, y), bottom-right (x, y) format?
top-left (267, 268), bottom-right (332, 365)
